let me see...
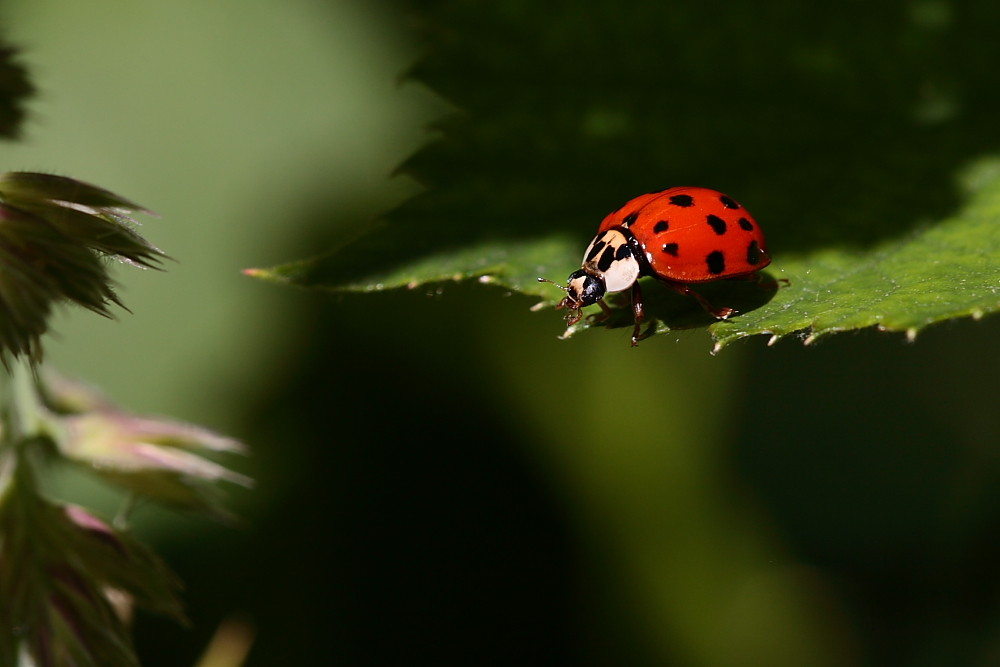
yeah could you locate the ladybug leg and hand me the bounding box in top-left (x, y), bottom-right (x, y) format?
top-left (630, 281), bottom-right (645, 346)
top-left (567, 299), bottom-right (611, 326)
top-left (667, 282), bottom-right (735, 319)
top-left (566, 302), bottom-right (610, 333)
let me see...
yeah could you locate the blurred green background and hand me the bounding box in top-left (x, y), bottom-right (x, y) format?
top-left (4, 1), bottom-right (1000, 665)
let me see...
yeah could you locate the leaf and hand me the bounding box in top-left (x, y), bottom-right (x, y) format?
top-left (0, 44), bottom-right (33, 138)
top-left (248, 0), bottom-right (1000, 350)
top-left (709, 158), bottom-right (1000, 350)
top-left (39, 373), bottom-right (251, 522)
top-left (0, 173), bottom-right (152, 214)
top-left (0, 173), bottom-right (165, 363)
top-left (0, 463), bottom-right (184, 667)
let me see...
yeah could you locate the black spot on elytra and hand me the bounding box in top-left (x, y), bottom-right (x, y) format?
top-left (719, 195), bottom-right (740, 209)
top-left (662, 243), bottom-right (679, 256)
top-left (668, 194), bottom-right (694, 207)
top-left (622, 211), bottom-right (639, 227)
top-left (738, 217), bottom-right (754, 231)
top-left (615, 243), bottom-right (631, 260)
top-left (747, 240), bottom-right (763, 265)
top-left (598, 245), bottom-right (617, 272)
top-left (586, 239), bottom-right (606, 262)
top-left (707, 214), bottom-right (727, 235)
top-left (707, 250), bottom-right (726, 275)
top-left (653, 220), bottom-right (669, 234)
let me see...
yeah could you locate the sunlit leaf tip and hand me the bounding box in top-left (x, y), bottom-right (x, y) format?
top-left (0, 172), bottom-right (166, 364)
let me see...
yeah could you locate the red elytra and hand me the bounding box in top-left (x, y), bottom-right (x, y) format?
top-left (540, 186), bottom-right (773, 345)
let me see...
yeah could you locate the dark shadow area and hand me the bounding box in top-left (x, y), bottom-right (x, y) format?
top-left (133, 281), bottom-right (664, 667)
top-left (393, 0), bottom-right (1000, 260)
top-left (577, 271), bottom-right (783, 339)
top-left (734, 315), bottom-right (1000, 665)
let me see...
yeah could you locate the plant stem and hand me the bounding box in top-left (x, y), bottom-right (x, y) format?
top-left (9, 360), bottom-right (39, 444)
top-left (0, 360), bottom-right (42, 502)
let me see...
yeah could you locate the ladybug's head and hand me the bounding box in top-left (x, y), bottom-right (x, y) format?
top-left (537, 269), bottom-right (606, 325)
top-left (563, 269), bottom-right (606, 310)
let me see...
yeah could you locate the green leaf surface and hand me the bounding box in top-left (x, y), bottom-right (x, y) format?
top-left (249, 0), bottom-right (1000, 350)
top-left (711, 159), bottom-right (1000, 350)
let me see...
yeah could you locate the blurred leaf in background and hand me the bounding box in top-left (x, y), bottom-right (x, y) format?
top-left (0, 41), bottom-right (31, 138)
top-left (0, 0), bottom-right (440, 664)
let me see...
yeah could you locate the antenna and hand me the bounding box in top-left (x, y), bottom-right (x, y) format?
top-left (537, 277), bottom-right (566, 291)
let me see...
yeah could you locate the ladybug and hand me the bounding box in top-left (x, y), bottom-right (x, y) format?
top-left (540, 186), bottom-right (772, 345)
